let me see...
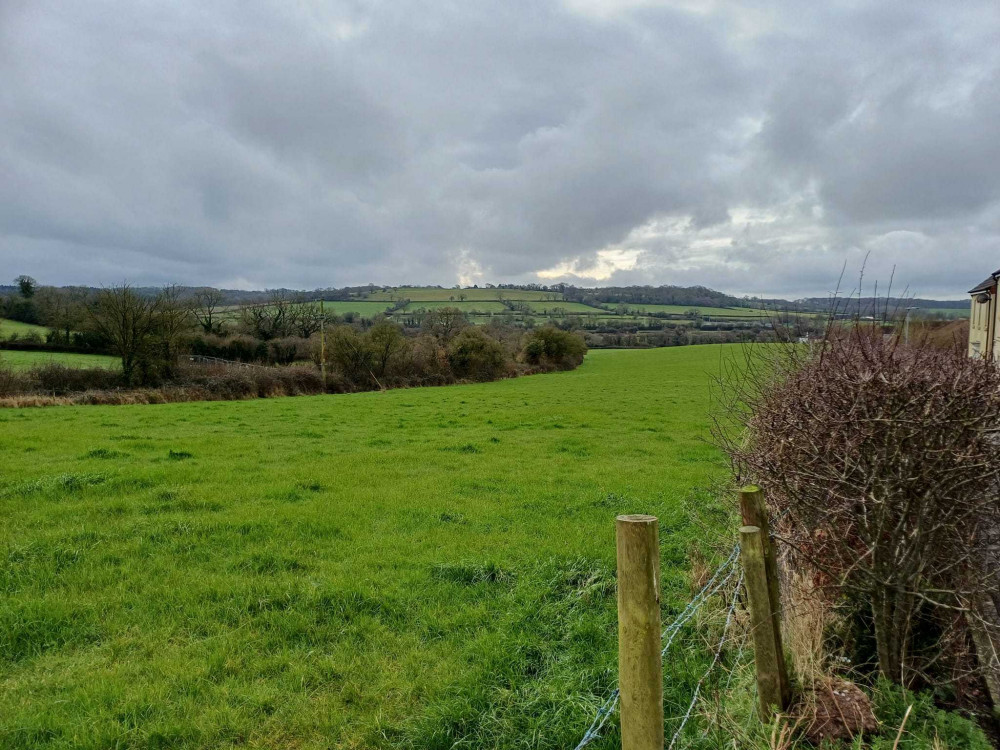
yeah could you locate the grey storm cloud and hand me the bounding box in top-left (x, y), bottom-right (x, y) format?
top-left (1, 0), bottom-right (998, 297)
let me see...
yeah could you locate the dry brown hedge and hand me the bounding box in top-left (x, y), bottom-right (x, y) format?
top-left (715, 325), bottom-right (1000, 687)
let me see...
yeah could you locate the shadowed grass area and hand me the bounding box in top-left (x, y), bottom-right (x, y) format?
top-left (0, 319), bottom-right (52, 340)
top-left (0, 346), bottom-right (739, 749)
top-left (0, 350), bottom-right (120, 371)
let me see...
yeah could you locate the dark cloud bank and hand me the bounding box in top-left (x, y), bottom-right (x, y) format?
top-left (1, 0), bottom-right (998, 298)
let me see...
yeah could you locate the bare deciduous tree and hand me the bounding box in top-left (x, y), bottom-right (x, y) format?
top-left (368, 320), bottom-right (405, 378)
top-left (190, 288), bottom-right (226, 334)
top-left (35, 286), bottom-right (88, 343)
top-left (239, 291), bottom-right (294, 340)
top-left (289, 298), bottom-right (325, 338)
top-left (421, 307), bottom-right (469, 343)
top-left (157, 285), bottom-right (193, 369)
top-left (89, 284), bottom-right (187, 385)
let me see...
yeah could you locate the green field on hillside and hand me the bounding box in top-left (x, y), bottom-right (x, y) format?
top-left (0, 319), bottom-right (52, 340)
top-left (592, 315), bottom-right (669, 327)
top-left (0, 350), bottom-right (120, 371)
top-left (521, 301), bottom-right (605, 314)
top-left (206, 291), bottom-right (795, 329)
top-left (604, 304), bottom-right (772, 318)
top-left (368, 287), bottom-right (558, 302)
top-left (916, 307), bottom-right (970, 319)
top-left (401, 300), bottom-right (509, 314)
top-left (320, 301), bottom-right (394, 316)
top-left (0, 346), bottom-right (736, 749)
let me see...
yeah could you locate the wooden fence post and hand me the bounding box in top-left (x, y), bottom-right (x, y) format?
top-left (739, 486), bottom-right (790, 708)
top-left (741, 525), bottom-right (790, 717)
top-left (616, 514), bottom-right (664, 750)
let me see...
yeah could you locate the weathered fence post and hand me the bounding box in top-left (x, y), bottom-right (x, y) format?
top-left (966, 594), bottom-right (1000, 716)
top-left (739, 486), bottom-right (790, 708)
top-left (616, 514), bottom-right (664, 750)
top-left (741, 525), bottom-right (790, 717)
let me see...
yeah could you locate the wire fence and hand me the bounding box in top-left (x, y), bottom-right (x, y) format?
top-left (573, 543), bottom-right (746, 750)
top-left (185, 354), bottom-right (273, 371)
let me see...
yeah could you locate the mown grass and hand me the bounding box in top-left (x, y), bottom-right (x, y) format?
top-left (0, 346), bottom-right (741, 749)
top-left (0, 319), bottom-right (52, 340)
top-left (0, 350), bottom-right (120, 371)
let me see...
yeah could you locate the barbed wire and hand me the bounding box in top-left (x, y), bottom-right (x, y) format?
top-left (572, 544), bottom-right (742, 749)
top-left (666, 572), bottom-right (745, 750)
top-left (662, 547), bottom-right (740, 657)
top-left (572, 688), bottom-right (620, 750)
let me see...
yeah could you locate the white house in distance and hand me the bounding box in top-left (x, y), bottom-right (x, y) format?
top-left (969, 268), bottom-right (999, 359)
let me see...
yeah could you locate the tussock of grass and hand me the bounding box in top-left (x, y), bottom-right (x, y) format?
top-left (431, 561), bottom-right (516, 586)
top-left (84, 448), bottom-right (127, 460)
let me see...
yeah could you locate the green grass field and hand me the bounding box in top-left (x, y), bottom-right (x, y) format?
top-left (320, 301), bottom-right (393, 316)
top-left (915, 307), bottom-right (970, 319)
top-left (521, 301), bottom-right (605, 314)
top-left (603, 304), bottom-right (772, 318)
top-left (401, 300), bottom-right (509, 314)
top-left (0, 319), bottom-right (52, 340)
top-left (368, 287), bottom-right (559, 302)
top-left (0, 346), bottom-right (736, 749)
top-left (0, 350), bottom-right (120, 371)
top-left (208, 291), bottom-right (811, 327)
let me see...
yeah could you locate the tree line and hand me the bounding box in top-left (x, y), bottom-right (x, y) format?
top-left (0, 279), bottom-right (587, 400)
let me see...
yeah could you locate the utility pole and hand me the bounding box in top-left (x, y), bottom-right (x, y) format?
top-left (904, 306), bottom-right (917, 345)
top-left (320, 299), bottom-right (327, 389)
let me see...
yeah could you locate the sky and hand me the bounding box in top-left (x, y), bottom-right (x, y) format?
top-left (1, 0), bottom-right (998, 299)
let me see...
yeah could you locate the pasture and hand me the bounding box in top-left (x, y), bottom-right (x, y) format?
top-left (402, 300), bottom-right (509, 314)
top-left (197, 292), bottom-right (778, 337)
top-left (521, 301), bottom-right (605, 314)
top-left (316, 301), bottom-right (395, 317)
top-left (0, 350), bottom-right (120, 371)
top-left (368, 287), bottom-right (558, 302)
top-left (0, 319), bottom-right (52, 340)
top-left (604, 304), bottom-right (773, 318)
top-left (0, 345), bottom-right (735, 749)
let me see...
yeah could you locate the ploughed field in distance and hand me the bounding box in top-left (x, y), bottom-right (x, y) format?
top-left (0, 345), bottom-right (734, 750)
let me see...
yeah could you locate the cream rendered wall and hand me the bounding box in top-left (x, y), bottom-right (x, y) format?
top-left (969, 291), bottom-right (997, 360)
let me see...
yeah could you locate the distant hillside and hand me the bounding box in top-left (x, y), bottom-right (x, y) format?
top-left (1, 281), bottom-right (969, 315)
top-left (797, 297), bottom-right (969, 313)
top-left (563, 284), bottom-right (744, 308)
